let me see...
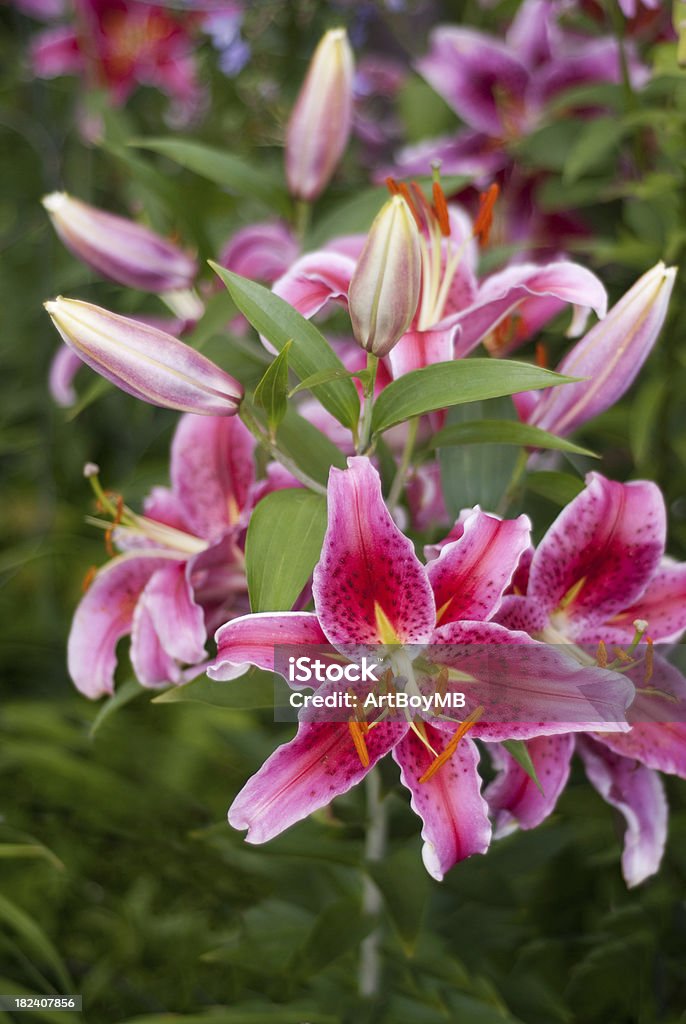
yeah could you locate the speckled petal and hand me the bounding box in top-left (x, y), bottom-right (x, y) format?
top-left (393, 729), bottom-right (491, 880)
top-left (170, 413), bottom-right (255, 542)
top-left (139, 561), bottom-right (207, 666)
top-left (209, 612), bottom-right (330, 682)
top-left (229, 716), bottom-right (406, 843)
top-left (586, 558), bottom-right (686, 646)
top-left (427, 508), bottom-right (531, 625)
top-left (527, 473), bottom-right (665, 636)
top-left (578, 736), bottom-right (667, 887)
top-left (485, 734), bottom-right (575, 836)
top-left (312, 457), bottom-right (436, 648)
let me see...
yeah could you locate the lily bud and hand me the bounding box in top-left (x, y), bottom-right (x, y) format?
top-left (519, 262), bottom-right (677, 437)
top-left (42, 192), bottom-right (197, 293)
top-left (285, 28), bottom-right (354, 202)
top-left (348, 195), bottom-right (422, 357)
top-left (44, 297), bottom-right (243, 416)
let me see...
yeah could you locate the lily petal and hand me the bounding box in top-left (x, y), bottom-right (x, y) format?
top-left (209, 612), bottom-right (330, 682)
top-left (427, 508), bottom-right (531, 625)
top-left (387, 322), bottom-right (461, 378)
top-left (485, 734), bottom-right (575, 836)
top-left (130, 600), bottom-right (181, 687)
top-left (394, 729), bottom-right (491, 880)
top-left (229, 714), bottom-right (406, 843)
top-left (453, 261), bottom-right (608, 359)
top-left (527, 473), bottom-right (665, 636)
top-left (49, 344), bottom-right (83, 407)
top-left (170, 413), bottom-right (255, 541)
top-left (67, 552), bottom-right (183, 698)
top-left (272, 251), bottom-right (354, 322)
top-left (139, 562), bottom-right (207, 666)
top-left (578, 736), bottom-right (667, 887)
top-left (586, 558), bottom-right (686, 646)
top-left (430, 620), bottom-right (634, 735)
top-left (416, 27), bottom-right (531, 136)
top-left (220, 220), bottom-right (299, 284)
top-left (312, 457), bottom-right (436, 649)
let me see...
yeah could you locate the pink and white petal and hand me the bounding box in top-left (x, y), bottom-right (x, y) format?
top-left (588, 559), bottom-right (686, 646)
top-left (49, 345), bottom-right (83, 407)
top-left (407, 462), bottom-right (450, 535)
top-left (430, 620), bottom-right (634, 735)
top-left (140, 562), bottom-right (206, 666)
top-left (142, 486), bottom-right (192, 533)
top-left (229, 717), bottom-right (406, 844)
top-left (67, 552), bottom-right (183, 698)
top-left (494, 594), bottom-right (548, 635)
top-left (219, 220), bottom-right (299, 284)
top-left (527, 473), bottom-right (665, 634)
top-left (394, 730), bottom-right (491, 880)
top-left (249, 462), bottom-right (303, 505)
top-left (171, 413), bottom-right (255, 541)
top-left (578, 736), bottom-right (667, 887)
top-left (272, 251), bottom-right (355, 322)
top-left (453, 261), bottom-right (608, 358)
top-left (427, 508), bottom-right (531, 625)
top-left (535, 38), bottom-right (648, 106)
top-left (30, 26), bottom-right (83, 78)
top-left (387, 321), bottom-right (460, 378)
top-left (485, 734), bottom-right (575, 836)
top-left (209, 612), bottom-right (330, 683)
top-left (312, 457), bottom-right (436, 649)
top-left (416, 27), bottom-right (531, 135)
top-left (385, 131), bottom-right (508, 184)
top-left (506, 0), bottom-right (558, 69)
top-left (130, 600), bottom-right (181, 688)
top-left (323, 234), bottom-right (367, 260)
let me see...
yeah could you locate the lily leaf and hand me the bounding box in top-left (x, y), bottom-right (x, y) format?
top-left (211, 264), bottom-right (360, 432)
top-left (288, 367), bottom-right (366, 397)
top-left (253, 341), bottom-right (292, 437)
top-left (429, 419), bottom-right (597, 457)
top-left (526, 471), bottom-right (585, 505)
top-left (371, 360), bottom-right (579, 434)
top-left (501, 739), bottom-right (543, 793)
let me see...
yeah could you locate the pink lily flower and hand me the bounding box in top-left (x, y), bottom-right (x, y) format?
top-left (391, 0), bottom-right (648, 183)
top-left (492, 472), bottom-right (686, 885)
top-left (271, 182), bottom-right (607, 379)
top-left (513, 262), bottom-right (677, 437)
top-left (209, 458), bottom-right (633, 879)
top-left (69, 414), bottom-right (297, 697)
top-left (30, 0), bottom-right (204, 122)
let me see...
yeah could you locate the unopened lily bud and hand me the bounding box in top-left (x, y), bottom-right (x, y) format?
top-left (348, 195), bottom-right (421, 357)
top-left (44, 297), bottom-right (243, 416)
top-left (285, 28), bottom-right (354, 202)
top-left (42, 192), bottom-right (197, 293)
top-left (522, 261), bottom-right (676, 437)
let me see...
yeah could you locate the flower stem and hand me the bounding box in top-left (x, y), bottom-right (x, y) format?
top-left (358, 768), bottom-right (386, 999)
top-left (387, 416), bottom-right (419, 509)
top-left (294, 199), bottom-right (311, 244)
top-left (357, 353), bottom-right (379, 455)
top-left (239, 405), bottom-right (326, 495)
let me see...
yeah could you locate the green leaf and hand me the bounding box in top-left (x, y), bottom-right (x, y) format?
top-left (562, 118), bottom-right (629, 184)
top-left (89, 678), bottom-right (145, 739)
top-left (288, 366), bottom-right (364, 397)
top-left (275, 406), bottom-right (346, 485)
top-left (525, 471), bottom-right (584, 506)
top-left (245, 489), bottom-right (327, 612)
top-left (429, 419), bottom-right (597, 457)
top-left (501, 740), bottom-right (543, 793)
top-left (370, 846), bottom-right (431, 954)
top-left (211, 264), bottom-right (360, 431)
top-left (152, 668), bottom-right (278, 708)
top-left (371, 360), bottom-right (577, 435)
top-left (129, 138), bottom-right (289, 213)
top-left (289, 899), bottom-right (374, 980)
top-left (253, 340), bottom-right (292, 437)
top-left (0, 893), bottom-right (72, 991)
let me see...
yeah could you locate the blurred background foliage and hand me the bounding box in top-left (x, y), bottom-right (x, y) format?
top-left (2, 0), bottom-right (686, 1020)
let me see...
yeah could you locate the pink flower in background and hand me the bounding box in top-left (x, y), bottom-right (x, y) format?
top-left (210, 457), bottom-right (633, 879)
top-left (68, 415), bottom-right (296, 697)
top-left (29, 0), bottom-right (204, 121)
top-left (492, 472), bottom-right (686, 885)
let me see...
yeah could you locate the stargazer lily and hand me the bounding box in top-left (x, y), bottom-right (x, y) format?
top-left (209, 458), bottom-right (633, 880)
top-left (271, 178), bottom-right (607, 379)
top-left (68, 415), bottom-right (297, 697)
top-left (492, 472), bottom-right (686, 885)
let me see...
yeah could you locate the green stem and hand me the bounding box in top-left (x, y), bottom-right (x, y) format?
top-left (496, 447), bottom-right (529, 517)
top-left (294, 199), bottom-right (311, 244)
top-left (387, 416), bottom-right (419, 510)
top-left (239, 405), bottom-right (326, 495)
top-left (358, 768), bottom-right (386, 999)
top-left (357, 353), bottom-right (379, 455)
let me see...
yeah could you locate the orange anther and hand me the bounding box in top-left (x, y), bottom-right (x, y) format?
top-left (419, 705), bottom-right (484, 783)
top-left (612, 646), bottom-right (633, 664)
top-left (431, 181), bottom-right (451, 236)
top-left (474, 183), bottom-right (500, 246)
top-left (645, 636), bottom-right (654, 683)
top-left (81, 565), bottom-right (98, 593)
top-left (596, 640), bottom-right (608, 668)
top-left (348, 720), bottom-right (370, 767)
top-left (535, 342), bottom-right (548, 368)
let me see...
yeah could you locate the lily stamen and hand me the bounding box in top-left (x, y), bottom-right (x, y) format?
top-left (419, 705), bottom-right (485, 784)
top-left (348, 719), bottom-right (370, 767)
